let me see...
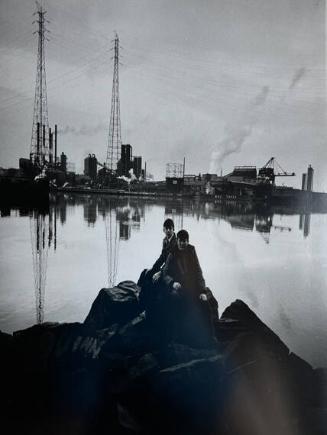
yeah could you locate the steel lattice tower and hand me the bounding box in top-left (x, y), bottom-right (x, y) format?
top-left (106, 33), bottom-right (122, 172)
top-left (30, 3), bottom-right (49, 166)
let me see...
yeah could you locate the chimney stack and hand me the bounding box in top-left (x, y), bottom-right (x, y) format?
top-left (49, 127), bottom-right (53, 164)
top-left (301, 173), bottom-right (307, 190)
top-left (307, 165), bottom-right (313, 192)
top-left (54, 124), bottom-right (58, 166)
top-left (42, 124), bottom-right (46, 164)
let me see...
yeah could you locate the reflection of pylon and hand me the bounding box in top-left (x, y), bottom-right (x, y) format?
top-left (104, 207), bottom-right (120, 287)
top-left (30, 211), bottom-right (50, 324)
top-left (167, 207), bottom-right (184, 231)
top-left (259, 231), bottom-right (270, 244)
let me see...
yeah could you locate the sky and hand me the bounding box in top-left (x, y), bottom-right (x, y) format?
top-left (0, 0), bottom-right (326, 188)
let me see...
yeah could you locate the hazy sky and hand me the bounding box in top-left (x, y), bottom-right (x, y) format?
top-left (0, 0), bottom-right (326, 188)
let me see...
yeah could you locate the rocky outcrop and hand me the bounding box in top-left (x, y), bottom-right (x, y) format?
top-left (1, 282), bottom-right (326, 435)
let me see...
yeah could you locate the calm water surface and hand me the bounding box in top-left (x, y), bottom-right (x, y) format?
top-left (0, 194), bottom-right (326, 367)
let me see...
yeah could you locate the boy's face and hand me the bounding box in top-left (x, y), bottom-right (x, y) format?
top-left (163, 226), bottom-right (174, 238)
top-left (177, 238), bottom-right (189, 250)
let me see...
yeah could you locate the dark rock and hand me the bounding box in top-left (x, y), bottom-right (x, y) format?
top-left (221, 299), bottom-right (290, 358)
top-left (84, 281), bottom-right (141, 330)
top-left (2, 286), bottom-right (326, 435)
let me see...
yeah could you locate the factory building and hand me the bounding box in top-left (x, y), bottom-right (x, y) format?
top-left (84, 154), bottom-right (97, 179)
top-left (117, 144), bottom-right (133, 177)
top-left (60, 152), bottom-right (67, 173)
top-left (133, 156), bottom-right (142, 179)
top-left (116, 144), bottom-right (144, 179)
top-left (301, 165), bottom-right (314, 191)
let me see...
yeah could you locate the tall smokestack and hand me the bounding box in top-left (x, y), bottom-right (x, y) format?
top-left (183, 157), bottom-right (185, 178)
top-left (307, 165), bottom-right (313, 192)
top-left (55, 124), bottom-right (58, 166)
top-left (49, 127), bottom-right (53, 164)
top-left (37, 122), bottom-right (40, 159)
top-left (144, 161), bottom-right (147, 181)
top-left (42, 124), bottom-right (46, 164)
top-left (301, 173), bottom-right (307, 191)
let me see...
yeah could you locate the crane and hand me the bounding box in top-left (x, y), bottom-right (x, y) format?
top-left (258, 157), bottom-right (295, 184)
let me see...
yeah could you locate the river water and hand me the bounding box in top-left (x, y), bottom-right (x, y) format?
top-left (0, 193), bottom-right (326, 367)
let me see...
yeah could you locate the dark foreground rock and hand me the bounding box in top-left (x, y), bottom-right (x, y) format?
top-left (1, 281), bottom-right (326, 435)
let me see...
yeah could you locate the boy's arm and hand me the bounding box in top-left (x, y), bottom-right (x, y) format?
top-left (162, 253), bottom-right (174, 288)
top-left (151, 240), bottom-right (166, 273)
top-left (192, 247), bottom-right (206, 291)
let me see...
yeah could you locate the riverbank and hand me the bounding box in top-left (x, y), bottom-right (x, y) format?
top-left (55, 185), bottom-right (327, 208)
top-left (1, 281), bottom-right (326, 435)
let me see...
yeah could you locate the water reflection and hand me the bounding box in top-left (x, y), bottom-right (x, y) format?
top-left (48, 195), bottom-right (322, 293)
top-left (299, 214), bottom-right (311, 238)
top-left (0, 195), bottom-right (324, 327)
top-left (30, 207), bottom-right (56, 324)
top-left (55, 194), bottom-right (323, 244)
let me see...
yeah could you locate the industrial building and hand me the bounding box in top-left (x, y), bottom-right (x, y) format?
top-left (133, 156), bottom-right (142, 179)
top-left (117, 144), bottom-right (133, 177)
top-left (116, 144), bottom-right (144, 179)
top-left (84, 154), bottom-right (97, 179)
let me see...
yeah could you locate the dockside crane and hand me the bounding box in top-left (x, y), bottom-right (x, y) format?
top-left (258, 157), bottom-right (295, 185)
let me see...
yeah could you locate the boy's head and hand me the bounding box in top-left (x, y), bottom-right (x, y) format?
top-left (163, 218), bottom-right (174, 238)
top-left (177, 229), bottom-right (189, 250)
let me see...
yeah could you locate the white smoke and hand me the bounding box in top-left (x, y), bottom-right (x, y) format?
top-left (209, 86), bottom-right (270, 174)
top-left (117, 175), bottom-right (131, 184)
top-left (128, 168), bottom-right (137, 180)
top-left (289, 67), bottom-right (306, 90)
top-left (58, 122), bottom-right (106, 136)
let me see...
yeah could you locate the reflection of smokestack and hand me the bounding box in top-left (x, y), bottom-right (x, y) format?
top-left (302, 173), bottom-right (307, 190)
top-left (55, 124), bottom-right (58, 166)
top-left (54, 203), bottom-right (57, 251)
top-left (304, 214), bottom-right (310, 237)
top-left (307, 165), bottom-right (313, 192)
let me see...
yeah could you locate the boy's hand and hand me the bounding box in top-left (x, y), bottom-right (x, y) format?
top-left (152, 272), bottom-right (161, 283)
top-left (172, 282), bottom-right (181, 290)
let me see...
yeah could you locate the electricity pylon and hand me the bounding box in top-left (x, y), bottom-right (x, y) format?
top-left (30, 2), bottom-right (50, 166)
top-left (106, 32), bottom-right (122, 172)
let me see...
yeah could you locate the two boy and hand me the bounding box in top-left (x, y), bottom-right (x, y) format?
top-left (141, 219), bottom-right (218, 345)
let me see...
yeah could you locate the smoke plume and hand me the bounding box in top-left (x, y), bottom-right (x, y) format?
top-left (289, 67), bottom-right (306, 90)
top-left (129, 168), bottom-right (137, 181)
top-left (58, 122), bottom-right (106, 136)
top-left (209, 86), bottom-right (270, 173)
top-left (117, 175), bottom-right (131, 184)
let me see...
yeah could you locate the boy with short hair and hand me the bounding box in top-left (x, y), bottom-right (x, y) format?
top-left (150, 218), bottom-right (177, 282)
top-left (163, 229), bottom-right (205, 297)
top-left (163, 229), bottom-right (217, 345)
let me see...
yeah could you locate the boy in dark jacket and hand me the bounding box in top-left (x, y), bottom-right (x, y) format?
top-left (163, 229), bottom-right (217, 345)
top-left (150, 218), bottom-right (177, 282)
top-left (138, 218), bottom-right (176, 312)
top-left (163, 229), bottom-right (205, 298)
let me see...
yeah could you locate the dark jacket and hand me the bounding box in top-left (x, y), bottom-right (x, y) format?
top-left (163, 244), bottom-right (206, 297)
top-left (151, 233), bottom-right (177, 274)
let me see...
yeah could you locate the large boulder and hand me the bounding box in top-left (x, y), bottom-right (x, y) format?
top-left (1, 289), bottom-right (326, 435)
top-left (219, 299), bottom-right (290, 357)
top-left (84, 280), bottom-right (141, 330)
